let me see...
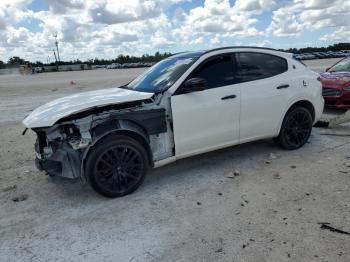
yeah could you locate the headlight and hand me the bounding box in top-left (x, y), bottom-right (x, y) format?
top-left (344, 85), bottom-right (350, 91)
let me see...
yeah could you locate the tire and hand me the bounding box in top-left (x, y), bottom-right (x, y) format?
top-left (85, 135), bottom-right (149, 198)
top-left (274, 106), bottom-right (313, 150)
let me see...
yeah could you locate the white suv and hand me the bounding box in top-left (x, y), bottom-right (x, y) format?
top-left (23, 47), bottom-right (324, 197)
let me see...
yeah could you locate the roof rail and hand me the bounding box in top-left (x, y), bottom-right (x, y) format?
top-left (203, 46), bottom-right (285, 55)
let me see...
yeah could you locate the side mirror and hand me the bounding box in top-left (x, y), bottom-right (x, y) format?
top-left (182, 78), bottom-right (207, 93)
top-left (325, 67), bottom-right (330, 72)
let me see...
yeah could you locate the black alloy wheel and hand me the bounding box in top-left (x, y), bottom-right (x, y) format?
top-left (85, 135), bottom-right (148, 197)
top-left (275, 107), bottom-right (313, 150)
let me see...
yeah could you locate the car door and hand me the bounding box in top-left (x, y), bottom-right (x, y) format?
top-left (171, 54), bottom-right (240, 158)
top-left (235, 52), bottom-right (291, 142)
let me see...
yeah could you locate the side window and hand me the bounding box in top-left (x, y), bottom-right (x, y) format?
top-left (191, 55), bottom-right (235, 89)
top-left (235, 52), bottom-right (288, 83)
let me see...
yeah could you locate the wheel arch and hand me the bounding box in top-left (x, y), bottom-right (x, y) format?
top-left (277, 99), bottom-right (315, 135)
top-left (80, 120), bottom-right (154, 181)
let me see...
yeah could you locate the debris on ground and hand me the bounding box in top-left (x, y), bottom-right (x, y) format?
top-left (241, 195), bottom-right (249, 204)
top-left (273, 172), bottom-right (281, 179)
top-left (215, 248), bottom-right (223, 253)
top-left (242, 243), bottom-right (250, 249)
top-left (290, 165), bottom-right (297, 169)
top-left (70, 80), bottom-right (76, 85)
top-left (196, 202), bottom-right (201, 206)
top-left (315, 110), bottom-right (350, 128)
top-left (2, 185), bottom-right (17, 192)
top-left (226, 172), bottom-right (235, 179)
top-left (339, 170), bottom-right (348, 174)
top-left (12, 194), bottom-right (28, 202)
top-left (265, 160), bottom-right (271, 164)
top-left (319, 222), bottom-right (350, 235)
top-left (226, 169), bottom-right (240, 179)
top-left (269, 153), bottom-right (277, 160)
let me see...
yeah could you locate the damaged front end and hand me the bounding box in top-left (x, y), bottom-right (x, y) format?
top-left (33, 118), bottom-right (92, 179)
top-left (29, 100), bottom-right (169, 181)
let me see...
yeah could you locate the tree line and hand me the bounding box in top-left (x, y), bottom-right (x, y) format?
top-left (0, 52), bottom-right (172, 68)
top-left (284, 42), bottom-right (350, 54)
top-left (1, 43), bottom-right (349, 69)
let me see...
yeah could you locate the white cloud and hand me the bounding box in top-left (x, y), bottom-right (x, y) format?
top-left (45, 0), bottom-right (85, 14)
top-left (320, 26), bottom-right (350, 42)
top-left (267, 7), bottom-right (303, 37)
top-left (234, 0), bottom-right (276, 12)
top-left (0, 0), bottom-right (349, 62)
top-left (0, 9), bottom-right (6, 30)
top-left (267, 0), bottom-right (350, 37)
top-left (6, 27), bottom-right (32, 46)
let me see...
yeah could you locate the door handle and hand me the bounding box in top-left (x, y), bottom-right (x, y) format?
top-left (221, 95), bottom-right (237, 100)
top-left (276, 84), bottom-right (290, 89)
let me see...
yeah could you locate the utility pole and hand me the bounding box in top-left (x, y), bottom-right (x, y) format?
top-left (54, 32), bottom-right (61, 63)
top-left (53, 50), bottom-right (58, 70)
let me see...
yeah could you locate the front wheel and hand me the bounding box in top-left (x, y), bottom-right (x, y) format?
top-left (274, 107), bottom-right (313, 150)
top-left (85, 135), bottom-right (149, 198)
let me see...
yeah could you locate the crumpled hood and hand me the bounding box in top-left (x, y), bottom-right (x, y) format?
top-left (320, 71), bottom-right (350, 86)
top-left (23, 87), bottom-right (154, 128)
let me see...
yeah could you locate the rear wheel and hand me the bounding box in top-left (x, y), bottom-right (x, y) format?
top-left (85, 135), bottom-right (149, 198)
top-left (274, 107), bottom-right (313, 150)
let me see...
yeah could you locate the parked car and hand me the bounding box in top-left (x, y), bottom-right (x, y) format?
top-left (319, 57), bottom-right (350, 109)
top-left (23, 47), bottom-right (324, 197)
top-left (107, 63), bottom-right (121, 69)
top-left (319, 52), bottom-right (332, 58)
top-left (299, 53), bottom-right (312, 60)
top-left (341, 50), bottom-right (350, 57)
top-left (33, 67), bottom-right (43, 74)
top-left (312, 52), bottom-right (328, 59)
top-left (293, 54), bottom-right (304, 60)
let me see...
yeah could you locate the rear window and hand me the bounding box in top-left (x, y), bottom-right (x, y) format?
top-left (235, 52), bottom-right (288, 83)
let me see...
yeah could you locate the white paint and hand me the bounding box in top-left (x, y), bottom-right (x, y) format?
top-left (168, 48), bottom-right (324, 158)
top-left (171, 84), bottom-right (240, 157)
top-left (23, 87), bottom-right (154, 128)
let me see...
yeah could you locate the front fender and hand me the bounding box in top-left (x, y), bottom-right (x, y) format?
top-left (80, 120), bottom-right (152, 181)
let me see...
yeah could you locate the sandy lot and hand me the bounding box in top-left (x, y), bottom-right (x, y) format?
top-left (0, 59), bottom-right (349, 262)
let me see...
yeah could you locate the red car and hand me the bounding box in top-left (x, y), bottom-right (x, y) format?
top-left (319, 57), bottom-right (350, 109)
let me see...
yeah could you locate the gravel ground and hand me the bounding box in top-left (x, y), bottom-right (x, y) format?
top-left (0, 58), bottom-right (349, 262)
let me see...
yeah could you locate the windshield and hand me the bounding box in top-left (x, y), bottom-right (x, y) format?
top-left (125, 52), bottom-right (201, 93)
top-left (329, 58), bottom-right (350, 72)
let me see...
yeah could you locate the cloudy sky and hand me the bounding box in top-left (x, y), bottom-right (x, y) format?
top-left (0, 0), bottom-right (349, 62)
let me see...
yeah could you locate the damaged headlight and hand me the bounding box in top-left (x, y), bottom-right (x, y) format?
top-left (63, 124), bottom-right (91, 150)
